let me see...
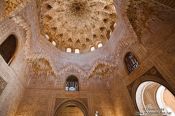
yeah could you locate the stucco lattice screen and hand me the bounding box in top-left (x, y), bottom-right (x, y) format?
top-left (0, 76), bottom-right (7, 96)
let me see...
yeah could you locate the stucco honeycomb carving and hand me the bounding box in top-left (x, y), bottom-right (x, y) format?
top-left (0, 0), bottom-right (30, 21)
top-left (5, 0), bottom-right (24, 14)
top-left (38, 0), bottom-right (117, 53)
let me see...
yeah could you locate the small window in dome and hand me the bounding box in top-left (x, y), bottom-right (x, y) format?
top-left (114, 23), bottom-right (116, 27)
top-left (66, 48), bottom-right (72, 53)
top-left (75, 49), bottom-right (80, 54)
top-left (90, 47), bottom-right (95, 51)
top-left (45, 34), bottom-right (49, 39)
top-left (52, 41), bottom-right (56, 46)
top-left (98, 43), bottom-right (103, 48)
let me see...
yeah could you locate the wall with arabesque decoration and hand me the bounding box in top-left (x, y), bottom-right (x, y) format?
top-left (0, 0), bottom-right (175, 116)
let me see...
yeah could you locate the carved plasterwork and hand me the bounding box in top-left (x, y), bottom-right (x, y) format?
top-left (127, 0), bottom-right (155, 40)
top-left (56, 58), bottom-right (117, 79)
top-left (11, 16), bottom-right (32, 57)
top-left (127, 0), bottom-right (175, 42)
top-left (4, 0), bottom-right (25, 14)
top-left (127, 0), bottom-right (175, 45)
top-left (88, 63), bottom-right (116, 79)
top-left (27, 58), bottom-right (56, 77)
top-left (0, 0), bottom-right (31, 22)
top-left (38, 0), bottom-right (117, 52)
top-left (58, 64), bottom-right (87, 78)
top-left (26, 55), bottom-right (117, 80)
top-left (0, 76), bottom-right (7, 96)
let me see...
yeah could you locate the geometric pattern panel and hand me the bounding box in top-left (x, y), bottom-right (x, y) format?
top-left (0, 76), bottom-right (7, 96)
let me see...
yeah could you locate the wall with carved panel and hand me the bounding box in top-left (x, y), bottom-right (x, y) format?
top-left (108, 0), bottom-right (175, 115)
top-left (0, 2), bottom-right (32, 115)
top-left (0, 18), bottom-right (28, 115)
top-left (0, 0), bottom-right (175, 116)
top-left (15, 76), bottom-right (116, 116)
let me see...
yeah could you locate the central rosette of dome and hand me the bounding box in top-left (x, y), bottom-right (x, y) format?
top-left (39, 0), bottom-right (117, 53)
top-left (67, 1), bottom-right (89, 20)
top-left (71, 2), bottom-right (85, 14)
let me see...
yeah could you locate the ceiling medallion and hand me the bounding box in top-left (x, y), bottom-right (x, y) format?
top-left (69, 1), bottom-right (88, 17)
top-left (39, 0), bottom-right (117, 53)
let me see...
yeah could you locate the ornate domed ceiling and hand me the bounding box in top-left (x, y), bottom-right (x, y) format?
top-left (38, 0), bottom-right (117, 53)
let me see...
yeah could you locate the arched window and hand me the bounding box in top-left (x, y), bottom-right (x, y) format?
top-left (52, 41), bottom-right (56, 46)
top-left (0, 35), bottom-right (17, 65)
top-left (124, 52), bottom-right (139, 73)
top-left (75, 49), bottom-right (80, 54)
top-left (90, 46), bottom-right (95, 51)
top-left (66, 48), bottom-right (72, 53)
top-left (97, 43), bottom-right (103, 48)
top-left (65, 75), bottom-right (79, 91)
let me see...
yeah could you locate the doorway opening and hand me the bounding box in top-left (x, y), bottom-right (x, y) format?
top-left (57, 105), bottom-right (84, 116)
top-left (55, 100), bottom-right (88, 116)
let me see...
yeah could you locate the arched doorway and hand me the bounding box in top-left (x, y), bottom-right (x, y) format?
top-left (55, 100), bottom-right (88, 116)
top-left (0, 34), bottom-right (17, 65)
top-left (57, 106), bottom-right (84, 116)
top-left (136, 81), bottom-right (175, 116)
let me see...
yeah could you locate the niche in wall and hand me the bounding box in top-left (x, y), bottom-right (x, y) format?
top-left (0, 76), bottom-right (7, 96)
top-left (127, 67), bottom-right (175, 113)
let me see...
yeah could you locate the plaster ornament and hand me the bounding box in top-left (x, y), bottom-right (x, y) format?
top-left (38, 0), bottom-right (117, 53)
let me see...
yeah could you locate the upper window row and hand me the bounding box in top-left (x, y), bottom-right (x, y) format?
top-left (65, 42), bottom-right (103, 53)
top-left (0, 35), bottom-right (139, 74)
